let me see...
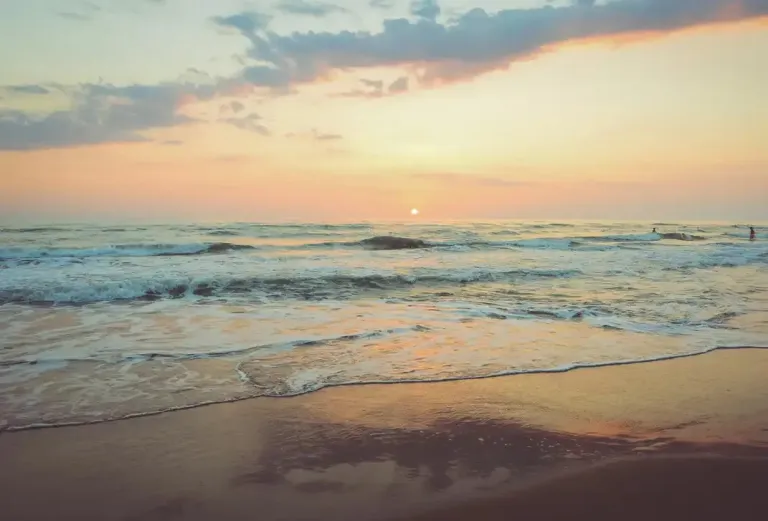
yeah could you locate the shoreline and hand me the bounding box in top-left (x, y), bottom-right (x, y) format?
top-left (2, 348), bottom-right (768, 520)
top-left (4, 343), bottom-right (768, 434)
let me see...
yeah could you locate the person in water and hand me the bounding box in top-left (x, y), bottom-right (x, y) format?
top-left (750, 226), bottom-right (756, 241)
top-left (652, 227), bottom-right (657, 234)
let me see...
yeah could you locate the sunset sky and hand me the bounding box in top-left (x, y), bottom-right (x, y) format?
top-left (1, 0), bottom-right (767, 223)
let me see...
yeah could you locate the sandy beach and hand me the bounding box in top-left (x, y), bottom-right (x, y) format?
top-left (2, 348), bottom-right (768, 521)
top-left (403, 456), bottom-right (768, 521)
top-left (3, 0), bottom-right (767, 519)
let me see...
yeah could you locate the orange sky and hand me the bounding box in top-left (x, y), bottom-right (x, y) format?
top-left (1, 1), bottom-right (766, 223)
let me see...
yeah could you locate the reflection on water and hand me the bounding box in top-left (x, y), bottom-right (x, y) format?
top-left (0, 221), bottom-right (766, 429)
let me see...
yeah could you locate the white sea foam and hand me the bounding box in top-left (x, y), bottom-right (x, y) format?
top-left (585, 233), bottom-right (662, 242)
top-left (0, 221), bottom-right (766, 430)
top-left (0, 241), bottom-right (254, 260)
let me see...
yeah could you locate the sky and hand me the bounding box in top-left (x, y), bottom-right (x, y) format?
top-left (1, 0), bottom-right (767, 223)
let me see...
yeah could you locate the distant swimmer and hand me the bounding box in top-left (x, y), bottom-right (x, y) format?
top-left (652, 227), bottom-right (657, 234)
top-left (750, 226), bottom-right (756, 241)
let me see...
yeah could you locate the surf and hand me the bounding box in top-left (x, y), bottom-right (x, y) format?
top-left (0, 242), bottom-right (254, 260)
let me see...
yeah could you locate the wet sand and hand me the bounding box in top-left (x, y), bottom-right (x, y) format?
top-left (2, 349), bottom-right (768, 521)
top-left (403, 456), bottom-right (768, 521)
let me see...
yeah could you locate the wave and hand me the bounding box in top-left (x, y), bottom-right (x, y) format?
top-left (96, 227), bottom-right (148, 233)
top-left (349, 236), bottom-right (625, 251)
top-left (205, 229), bottom-right (241, 236)
top-left (5, 337), bottom-right (766, 432)
top-left (443, 233), bottom-right (704, 249)
top-left (0, 230), bottom-right (755, 265)
top-left (722, 230), bottom-right (764, 239)
top-left (658, 232), bottom-right (705, 241)
top-left (421, 238), bottom-right (620, 251)
top-left (572, 232), bottom-right (709, 243)
top-left (0, 267), bottom-right (579, 304)
top-left (242, 223), bottom-right (372, 230)
top-left (0, 327), bottom-right (424, 368)
top-left (3, 308), bottom-right (741, 370)
top-left (0, 234), bottom-right (747, 263)
top-left (360, 236), bottom-right (428, 250)
top-left (527, 223), bottom-right (576, 229)
top-left (0, 227), bottom-right (71, 233)
top-left (0, 242), bottom-right (254, 260)
top-left (238, 345), bottom-right (768, 398)
top-left (577, 233), bottom-right (661, 242)
top-left (204, 228), bottom-right (364, 239)
top-left (193, 222), bottom-right (373, 234)
top-left (0, 226), bottom-right (148, 234)
top-left (269, 233), bottom-right (701, 250)
top-left (504, 238), bottom-right (617, 251)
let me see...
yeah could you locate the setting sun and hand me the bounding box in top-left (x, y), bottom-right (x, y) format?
top-left (2, 2), bottom-right (768, 518)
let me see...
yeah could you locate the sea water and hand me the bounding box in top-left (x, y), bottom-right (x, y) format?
top-left (1, 221), bottom-right (766, 430)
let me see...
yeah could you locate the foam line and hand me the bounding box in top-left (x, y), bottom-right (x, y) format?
top-left (4, 345), bottom-right (766, 434)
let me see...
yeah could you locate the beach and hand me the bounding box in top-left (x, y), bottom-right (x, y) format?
top-left (3, 0), bottom-right (768, 518)
top-left (1, 221), bottom-right (766, 520)
top-left (3, 348), bottom-right (768, 521)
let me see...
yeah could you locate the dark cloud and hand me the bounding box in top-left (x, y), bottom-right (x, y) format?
top-left (275, 0), bottom-right (347, 17)
top-left (178, 67), bottom-right (215, 85)
top-left (370, 0), bottom-right (395, 9)
top-left (413, 173), bottom-right (530, 188)
top-left (410, 0), bottom-right (440, 22)
top-left (220, 0), bottom-right (768, 89)
top-left (239, 65), bottom-right (292, 88)
top-left (388, 76), bottom-right (409, 93)
top-left (220, 100), bottom-right (246, 114)
top-left (5, 0), bottom-right (768, 151)
top-left (0, 109), bottom-right (147, 150)
top-left (360, 78), bottom-right (384, 90)
top-left (335, 78), bottom-right (384, 98)
top-left (335, 76), bottom-right (410, 98)
top-left (222, 112), bottom-right (270, 135)
top-left (286, 129), bottom-right (342, 140)
top-left (0, 83), bottom-right (213, 151)
top-left (314, 131), bottom-right (342, 140)
top-left (213, 11), bottom-right (272, 33)
top-left (212, 12), bottom-right (282, 67)
top-left (5, 85), bottom-right (51, 95)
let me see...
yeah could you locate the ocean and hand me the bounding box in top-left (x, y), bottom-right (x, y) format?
top-left (1, 221), bottom-right (766, 431)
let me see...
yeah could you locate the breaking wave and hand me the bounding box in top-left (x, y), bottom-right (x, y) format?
top-left (0, 227), bottom-right (71, 233)
top-left (2, 229), bottom-right (753, 261)
top-left (0, 242), bottom-right (254, 260)
top-left (238, 345), bottom-right (768, 398)
top-left (0, 267), bottom-right (579, 304)
top-left (1, 327), bottom-right (422, 368)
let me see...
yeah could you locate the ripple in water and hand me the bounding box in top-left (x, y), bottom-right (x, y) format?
top-left (0, 221), bottom-right (766, 430)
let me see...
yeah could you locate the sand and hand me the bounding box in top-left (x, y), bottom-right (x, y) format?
top-left (2, 349), bottom-right (768, 521)
top-left (403, 456), bottom-right (768, 521)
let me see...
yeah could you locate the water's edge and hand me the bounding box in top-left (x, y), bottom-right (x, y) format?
top-left (4, 344), bottom-right (767, 434)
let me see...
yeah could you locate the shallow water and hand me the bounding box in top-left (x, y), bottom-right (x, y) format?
top-left (1, 221), bottom-right (766, 429)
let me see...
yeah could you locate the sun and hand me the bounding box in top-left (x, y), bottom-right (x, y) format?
top-left (410, 208), bottom-right (419, 216)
